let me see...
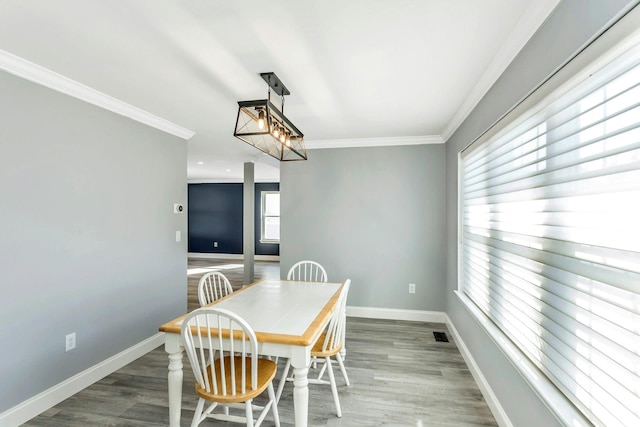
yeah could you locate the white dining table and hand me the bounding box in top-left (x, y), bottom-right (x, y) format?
top-left (159, 278), bottom-right (344, 427)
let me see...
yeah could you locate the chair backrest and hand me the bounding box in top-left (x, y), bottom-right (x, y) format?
top-left (321, 279), bottom-right (351, 353)
top-left (198, 271), bottom-right (233, 306)
top-left (181, 308), bottom-right (259, 396)
top-left (287, 260), bottom-right (328, 282)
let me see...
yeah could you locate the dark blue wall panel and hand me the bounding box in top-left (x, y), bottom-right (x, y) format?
top-left (188, 183), bottom-right (280, 256)
top-left (188, 183), bottom-right (243, 254)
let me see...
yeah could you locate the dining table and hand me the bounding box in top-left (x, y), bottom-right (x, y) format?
top-left (159, 277), bottom-right (345, 427)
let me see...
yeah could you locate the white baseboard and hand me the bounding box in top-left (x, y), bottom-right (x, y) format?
top-left (346, 305), bottom-right (446, 323)
top-left (444, 314), bottom-right (512, 427)
top-left (0, 311), bottom-right (508, 427)
top-left (0, 333), bottom-right (165, 427)
top-left (188, 252), bottom-right (280, 262)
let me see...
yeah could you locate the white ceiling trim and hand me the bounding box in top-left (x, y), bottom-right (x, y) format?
top-left (305, 135), bottom-right (443, 150)
top-left (0, 49), bottom-right (195, 140)
top-left (440, 0), bottom-right (561, 142)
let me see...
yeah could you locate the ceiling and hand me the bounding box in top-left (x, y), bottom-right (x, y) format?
top-left (0, 0), bottom-right (559, 182)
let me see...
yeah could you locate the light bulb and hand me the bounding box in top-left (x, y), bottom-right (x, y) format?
top-left (279, 131), bottom-right (286, 143)
top-left (285, 135), bottom-right (291, 147)
top-left (273, 124), bottom-right (280, 138)
top-left (257, 110), bottom-right (265, 129)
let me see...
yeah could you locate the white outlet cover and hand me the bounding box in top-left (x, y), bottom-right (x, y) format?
top-left (65, 332), bottom-right (76, 352)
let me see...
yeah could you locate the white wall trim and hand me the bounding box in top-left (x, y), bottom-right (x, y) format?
top-left (188, 252), bottom-right (280, 262)
top-left (0, 49), bottom-right (195, 140)
top-left (188, 178), bottom-right (280, 184)
top-left (305, 135), bottom-right (443, 150)
top-left (344, 306), bottom-right (512, 425)
top-left (440, 0), bottom-right (561, 142)
top-left (346, 306), bottom-right (446, 323)
top-left (0, 333), bottom-right (164, 427)
top-left (454, 291), bottom-right (592, 426)
top-left (444, 313), bottom-right (513, 427)
top-left (0, 307), bottom-right (523, 427)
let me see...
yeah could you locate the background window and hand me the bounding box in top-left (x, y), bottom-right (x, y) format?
top-left (261, 191), bottom-right (280, 243)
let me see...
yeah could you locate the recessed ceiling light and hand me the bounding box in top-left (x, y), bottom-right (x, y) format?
top-left (197, 161), bottom-right (204, 165)
top-left (226, 169), bottom-right (231, 172)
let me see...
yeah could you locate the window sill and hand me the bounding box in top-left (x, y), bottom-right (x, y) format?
top-left (454, 290), bottom-right (591, 427)
top-left (259, 240), bottom-right (280, 245)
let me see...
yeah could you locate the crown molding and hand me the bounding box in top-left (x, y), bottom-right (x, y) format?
top-left (0, 49), bottom-right (195, 140)
top-left (305, 135), bottom-right (443, 149)
top-left (440, 0), bottom-right (561, 142)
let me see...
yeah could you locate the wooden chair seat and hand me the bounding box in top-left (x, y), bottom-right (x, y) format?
top-left (196, 356), bottom-right (278, 404)
top-left (181, 308), bottom-right (280, 427)
top-left (311, 332), bottom-right (342, 358)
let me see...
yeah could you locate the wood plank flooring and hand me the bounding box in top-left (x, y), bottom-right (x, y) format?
top-left (22, 258), bottom-right (497, 427)
top-left (186, 257), bottom-right (280, 313)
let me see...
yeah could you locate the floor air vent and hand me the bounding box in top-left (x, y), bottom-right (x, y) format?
top-left (433, 331), bottom-right (449, 342)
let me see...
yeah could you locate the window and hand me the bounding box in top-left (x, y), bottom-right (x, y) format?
top-left (261, 191), bottom-right (280, 243)
top-left (459, 10), bottom-right (640, 427)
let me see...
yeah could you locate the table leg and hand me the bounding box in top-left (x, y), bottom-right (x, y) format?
top-left (292, 365), bottom-right (310, 427)
top-left (290, 350), bottom-right (311, 427)
top-left (167, 348), bottom-right (184, 427)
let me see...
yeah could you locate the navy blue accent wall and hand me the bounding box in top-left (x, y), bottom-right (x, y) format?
top-left (188, 183), bottom-right (243, 254)
top-left (188, 183), bottom-right (280, 256)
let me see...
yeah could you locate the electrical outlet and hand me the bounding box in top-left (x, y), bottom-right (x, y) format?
top-left (213, 241), bottom-right (218, 248)
top-left (65, 332), bottom-right (76, 352)
top-left (409, 283), bottom-right (416, 294)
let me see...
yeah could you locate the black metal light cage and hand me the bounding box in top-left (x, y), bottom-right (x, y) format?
top-left (233, 72), bottom-right (307, 161)
top-left (234, 99), bottom-right (307, 161)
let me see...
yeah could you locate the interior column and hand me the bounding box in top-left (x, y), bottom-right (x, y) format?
top-left (243, 161), bottom-right (255, 285)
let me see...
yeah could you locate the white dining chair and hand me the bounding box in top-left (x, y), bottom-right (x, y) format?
top-left (279, 260), bottom-right (329, 371)
top-left (289, 261), bottom-right (350, 379)
top-left (276, 279), bottom-right (351, 417)
top-left (181, 307), bottom-right (280, 427)
top-left (286, 260), bottom-right (328, 282)
top-left (198, 271), bottom-right (233, 306)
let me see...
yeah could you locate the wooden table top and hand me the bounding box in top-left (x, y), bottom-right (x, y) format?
top-left (160, 278), bottom-right (344, 347)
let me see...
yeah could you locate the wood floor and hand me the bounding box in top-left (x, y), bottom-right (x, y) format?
top-left (22, 258), bottom-right (498, 427)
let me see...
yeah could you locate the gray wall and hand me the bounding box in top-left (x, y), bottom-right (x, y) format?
top-left (281, 144), bottom-right (446, 310)
top-left (445, 1), bottom-right (638, 426)
top-left (0, 71), bottom-right (187, 412)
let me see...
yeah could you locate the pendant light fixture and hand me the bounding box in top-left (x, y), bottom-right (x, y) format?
top-left (233, 72), bottom-right (307, 161)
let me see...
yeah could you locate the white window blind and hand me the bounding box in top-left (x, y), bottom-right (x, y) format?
top-left (460, 22), bottom-right (640, 427)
